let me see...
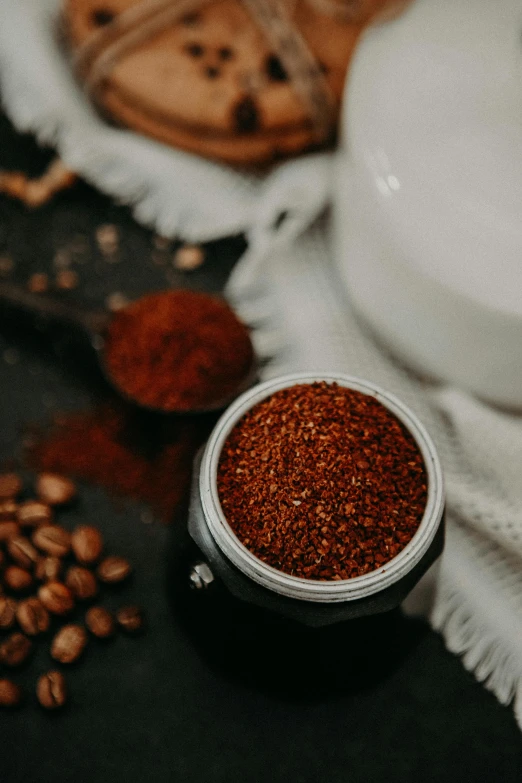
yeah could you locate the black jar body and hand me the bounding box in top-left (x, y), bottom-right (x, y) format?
top-left (167, 518), bottom-right (442, 698)
top-left (167, 373), bottom-right (445, 697)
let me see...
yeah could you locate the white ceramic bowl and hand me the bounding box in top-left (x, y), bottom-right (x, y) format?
top-left (333, 0), bottom-right (522, 407)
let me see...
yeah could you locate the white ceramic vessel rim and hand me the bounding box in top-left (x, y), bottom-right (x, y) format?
top-left (200, 372), bottom-right (444, 603)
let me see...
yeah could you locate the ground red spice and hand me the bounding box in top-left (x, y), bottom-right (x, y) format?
top-left (28, 403), bottom-right (214, 522)
top-left (104, 290), bottom-right (253, 412)
top-left (217, 382), bottom-right (427, 580)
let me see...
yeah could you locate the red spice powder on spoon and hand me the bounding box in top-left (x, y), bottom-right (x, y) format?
top-left (104, 290), bottom-right (254, 412)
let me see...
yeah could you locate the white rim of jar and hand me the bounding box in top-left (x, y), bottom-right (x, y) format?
top-left (199, 372), bottom-right (444, 604)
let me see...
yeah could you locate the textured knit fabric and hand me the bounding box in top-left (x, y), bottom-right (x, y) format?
top-left (1, 0), bottom-right (521, 731)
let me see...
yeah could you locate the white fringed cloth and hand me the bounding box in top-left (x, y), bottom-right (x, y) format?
top-left (1, 0), bottom-right (522, 730)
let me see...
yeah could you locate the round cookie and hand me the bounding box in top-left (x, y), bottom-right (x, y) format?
top-left (63, 0), bottom-right (406, 165)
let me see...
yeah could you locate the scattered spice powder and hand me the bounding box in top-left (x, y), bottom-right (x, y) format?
top-left (217, 382), bottom-right (427, 581)
top-left (104, 290), bottom-right (253, 412)
top-left (28, 402), bottom-right (215, 522)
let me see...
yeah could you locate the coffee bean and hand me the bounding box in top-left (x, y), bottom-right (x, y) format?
top-left (17, 500), bottom-right (52, 528)
top-left (28, 272), bottom-right (49, 293)
top-left (51, 624), bottom-right (87, 664)
top-left (65, 566), bottom-right (98, 600)
top-left (0, 521), bottom-right (19, 543)
top-left (32, 525), bottom-right (71, 557)
top-left (0, 632), bottom-right (32, 666)
top-left (234, 96), bottom-right (259, 134)
top-left (0, 596), bottom-right (17, 630)
top-left (85, 606), bottom-right (115, 639)
top-left (0, 501), bottom-right (18, 522)
top-left (0, 679), bottom-right (22, 707)
top-left (97, 556), bottom-right (132, 584)
top-left (36, 473), bottom-right (76, 506)
top-left (3, 565), bottom-right (33, 592)
top-left (0, 549), bottom-right (3, 568)
top-left (55, 269), bottom-right (79, 290)
top-left (38, 581), bottom-right (74, 615)
top-left (36, 670), bottom-right (67, 709)
top-left (7, 536), bottom-right (39, 569)
top-left (116, 605), bottom-right (145, 634)
top-left (71, 525), bottom-right (103, 565)
top-left (0, 472), bottom-right (22, 500)
top-left (16, 598), bottom-right (50, 636)
top-left (35, 556), bottom-right (62, 582)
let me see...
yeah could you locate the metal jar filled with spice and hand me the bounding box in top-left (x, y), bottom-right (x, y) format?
top-left (175, 373), bottom-right (445, 630)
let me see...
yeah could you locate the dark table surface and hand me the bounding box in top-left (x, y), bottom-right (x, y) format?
top-left (0, 111), bottom-right (521, 783)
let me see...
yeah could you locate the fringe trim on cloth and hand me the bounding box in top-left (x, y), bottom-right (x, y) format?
top-left (432, 520), bottom-right (522, 723)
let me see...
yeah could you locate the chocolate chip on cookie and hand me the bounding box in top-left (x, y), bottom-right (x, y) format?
top-left (218, 46), bottom-right (234, 62)
top-left (91, 7), bottom-right (114, 26)
top-left (266, 54), bottom-right (288, 82)
top-left (234, 97), bottom-right (260, 134)
top-left (185, 42), bottom-right (205, 58)
top-left (181, 12), bottom-right (201, 27)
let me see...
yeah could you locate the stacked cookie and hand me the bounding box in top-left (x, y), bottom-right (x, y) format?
top-left (63, 0), bottom-right (405, 165)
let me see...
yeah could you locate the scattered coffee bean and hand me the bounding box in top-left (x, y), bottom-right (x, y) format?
top-left (0, 679), bottom-right (22, 707)
top-left (65, 566), bottom-right (97, 600)
top-left (35, 556), bottom-right (62, 582)
top-left (36, 473), bottom-right (76, 506)
top-left (85, 606), bottom-right (115, 639)
top-left (0, 632), bottom-right (32, 666)
top-left (173, 244), bottom-right (205, 271)
top-left (116, 605), bottom-right (145, 634)
top-left (95, 223), bottom-right (119, 256)
top-left (3, 565), bottom-right (33, 592)
top-left (27, 272), bottom-right (49, 294)
top-left (71, 525), bottom-right (103, 565)
top-left (0, 254), bottom-right (14, 276)
top-left (0, 520), bottom-right (19, 541)
top-left (97, 556), bottom-right (132, 584)
top-left (7, 536), bottom-right (39, 569)
top-left (152, 234), bottom-right (170, 250)
top-left (51, 624), bottom-right (88, 664)
top-left (0, 596), bottom-right (17, 630)
top-left (0, 472), bottom-right (146, 714)
top-left (17, 500), bottom-right (52, 528)
top-left (0, 472), bottom-right (22, 499)
top-left (36, 671), bottom-right (67, 710)
top-left (0, 501), bottom-right (18, 521)
top-left (16, 598), bottom-right (50, 636)
top-left (32, 525), bottom-right (71, 557)
top-left (55, 269), bottom-right (79, 291)
top-left (38, 581), bottom-right (74, 615)
top-left (106, 291), bottom-right (129, 312)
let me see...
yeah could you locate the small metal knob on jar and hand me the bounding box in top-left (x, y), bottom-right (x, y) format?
top-left (189, 562), bottom-right (215, 591)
